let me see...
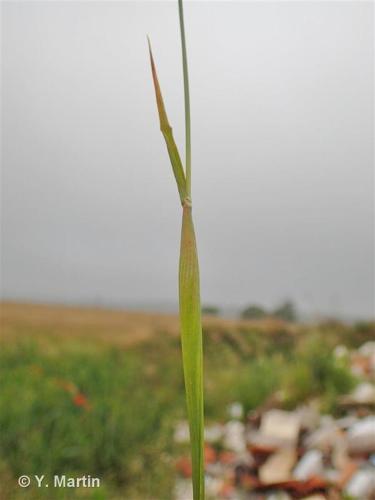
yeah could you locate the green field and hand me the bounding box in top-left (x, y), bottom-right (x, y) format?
top-left (0, 303), bottom-right (373, 499)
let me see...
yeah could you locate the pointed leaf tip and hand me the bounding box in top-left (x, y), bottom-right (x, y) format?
top-left (147, 38), bottom-right (187, 205)
top-left (147, 38), bottom-right (168, 131)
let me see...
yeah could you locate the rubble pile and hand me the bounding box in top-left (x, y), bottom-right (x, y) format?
top-left (174, 342), bottom-right (375, 499)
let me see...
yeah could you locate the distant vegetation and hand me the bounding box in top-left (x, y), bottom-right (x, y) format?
top-left (202, 306), bottom-right (221, 316)
top-left (241, 300), bottom-right (297, 322)
top-left (0, 303), bottom-right (373, 499)
top-left (240, 304), bottom-right (267, 320)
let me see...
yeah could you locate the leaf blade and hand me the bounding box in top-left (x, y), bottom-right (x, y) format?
top-left (147, 38), bottom-right (187, 204)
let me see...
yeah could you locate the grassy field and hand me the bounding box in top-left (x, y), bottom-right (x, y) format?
top-left (0, 302), bottom-right (373, 499)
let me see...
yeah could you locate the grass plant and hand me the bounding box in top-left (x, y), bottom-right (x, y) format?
top-left (147, 1), bottom-right (204, 497)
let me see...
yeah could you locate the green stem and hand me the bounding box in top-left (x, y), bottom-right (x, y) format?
top-left (178, 4), bottom-right (204, 498)
top-left (178, 0), bottom-right (191, 199)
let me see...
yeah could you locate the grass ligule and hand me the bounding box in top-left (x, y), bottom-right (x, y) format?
top-left (148, 2), bottom-right (205, 498)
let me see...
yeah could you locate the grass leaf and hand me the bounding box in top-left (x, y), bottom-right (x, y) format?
top-left (147, 38), bottom-right (187, 205)
top-left (147, 3), bottom-right (204, 498)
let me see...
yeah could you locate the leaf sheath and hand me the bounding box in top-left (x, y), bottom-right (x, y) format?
top-left (179, 205), bottom-right (204, 500)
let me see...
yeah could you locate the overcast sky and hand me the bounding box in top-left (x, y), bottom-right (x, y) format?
top-left (1, 1), bottom-right (374, 319)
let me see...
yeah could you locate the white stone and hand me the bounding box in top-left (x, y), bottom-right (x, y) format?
top-left (174, 479), bottom-right (193, 500)
top-left (334, 344), bottom-right (349, 358)
top-left (350, 382), bottom-right (375, 404)
top-left (260, 409), bottom-right (301, 445)
top-left (347, 416), bottom-right (375, 454)
top-left (223, 420), bottom-right (246, 453)
top-left (227, 402), bottom-right (243, 419)
top-left (259, 447), bottom-right (296, 484)
top-left (304, 419), bottom-right (338, 451)
top-left (358, 341), bottom-right (375, 357)
top-left (204, 423), bottom-right (224, 443)
top-left (346, 469), bottom-right (375, 499)
top-left (174, 421), bottom-right (190, 444)
top-left (295, 405), bottom-right (320, 431)
top-left (293, 449), bottom-right (323, 480)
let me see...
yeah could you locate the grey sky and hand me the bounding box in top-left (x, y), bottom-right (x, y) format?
top-left (1, 1), bottom-right (374, 319)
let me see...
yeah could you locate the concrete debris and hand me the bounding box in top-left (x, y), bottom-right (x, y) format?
top-left (174, 478), bottom-right (192, 500)
top-left (358, 341), bottom-right (375, 357)
top-left (174, 342), bottom-right (375, 500)
top-left (259, 447), bottom-right (296, 484)
top-left (205, 476), bottom-right (224, 497)
top-left (227, 402), bottom-right (243, 420)
top-left (333, 344), bottom-right (349, 358)
top-left (347, 416), bottom-right (375, 454)
top-left (293, 449), bottom-right (323, 480)
top-left (331, 431), bottom-right (349, 470)
top-left (205, 423), bottom-right (224, 443)
top-left (247, 430), bottom-right (288, 452)
top-left (345, 468), bottom-right (375, 499)
top-left (335, 415), bottom-right (358, 429)
top-left (174, 421), bottom-right (190, 444)
top-left (260, 409), bottom-right (301, 445)
top-left (295, 405), bottom-right (320, 431)
top-left (304, 420), bottom-right (339, 452)
top-left (340, 381), bottom-right (375, 406)
top-left (223, 421), bottom-right (246, 453)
